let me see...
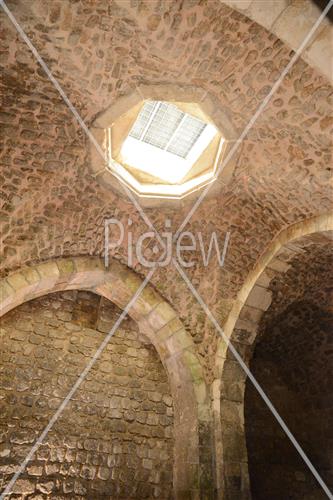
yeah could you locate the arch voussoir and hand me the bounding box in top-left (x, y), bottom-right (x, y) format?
top-left (213, 213), bottom-right (333, 499)
top-left (0, 256), bottom-right (210, 499)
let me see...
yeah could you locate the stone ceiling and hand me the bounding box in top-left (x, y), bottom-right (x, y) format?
top-left (253, 232), bottom-right (333, 411)
top-left (1, 0), bottom-right (332, 377)
top-left (262, 232), bottom-right (333, 327)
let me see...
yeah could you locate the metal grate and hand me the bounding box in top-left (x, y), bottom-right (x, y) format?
top-left (128, 101), bottom-right (207, 158)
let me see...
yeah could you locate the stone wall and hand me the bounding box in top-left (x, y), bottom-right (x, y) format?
top-left (1, 0), bottom-right (332, 382)
top-left (221, 0), bottom-right (333, 81)
top-left (0, 291), bottom-right (174, 498)
top-left (215, 227), bottom-right (333, 499)
top-left (1, 0), bottom-right (332, 497)
top-left (245, 300), bottom-right (333, 499)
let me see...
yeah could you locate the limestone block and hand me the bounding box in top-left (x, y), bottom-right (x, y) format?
top-left (246, 285), bottom-right (272, 311)
top-left (239, 305), bottom-right (264, 324)
top-left (0, 280), bottom-right (15, 302)
top-left (222, 0), bottom-right (253, 11)
top-left (246, 0), bottom-right (289, 30)
top-left (255, 270), bottom-right (271, 287)
top-left (272, 0), bottom-right (327, 50)
top-left (232, 325), bottom-right (257, 345)
top-left (155, 317), bottom-right (184, 343)
top-left (6, 272), bottom-right (28, 291)
top-left (37, 261), bottom-right (60, 280)
top-left (275, 246), bottom-right (297, 262)
top-left (137, 83), bottom-right (206, 104)
top-left (95, 89), bottom-right (142, 127)
top-left (140, 286), bottom-right (163, 311)
top-left (22, 267), bottom-right (41, 285)
top-left (304, 24), bottom-right (333, 82)
top-left (194, 381), bottom-right (208, 407)
top-left (147, 302), bottom-right (177, 330)
top-left (163, 328), bottom-right (194, 357)
top-left (12, 479), bottom-right (35, 494)
top-left (57, 258), bottom-right (76, 278)
top-left (267, 258), bottom-right (290, 273)
top-left (74, 257), bottom-right (104, 273)
top-left (88, 126), bottom-right (107, 172)
top-left (220, 399), bottom-right (244, 426)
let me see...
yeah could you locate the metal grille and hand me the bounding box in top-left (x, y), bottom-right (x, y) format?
top-left (128, 100), bottom-right (156, 140)
top-left (167, 116), bottom-right (206, 158)
top-left (128, 101), bottom-right (207, 158)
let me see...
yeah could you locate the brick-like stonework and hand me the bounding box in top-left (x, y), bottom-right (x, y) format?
top-left (1, 0), bottom-right (332, 383)
top-left (222, 0), bottom-right (333, 82)
top-left (0, 291), bottom-right (174, 498)
top-left (0, 256), bottom-right (211, 498)
top-left (245, 298), bottom-right (333, 498)
top-left (0, 0), bottom-right (332, 497)
top-left (243, 233), bottom-right (333, 498)
top-left (214, 219), bottom-right (333, 498)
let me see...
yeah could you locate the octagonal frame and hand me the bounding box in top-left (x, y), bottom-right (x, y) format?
top-left (89, 84), bottom-right (239, 207)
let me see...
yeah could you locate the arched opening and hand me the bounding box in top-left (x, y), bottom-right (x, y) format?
top-left (214, 214), bottom-right (333, 499)
top-left (245, 233), bottom-right (333, 499)
top-left (0, 257), bottom-right (211, 498)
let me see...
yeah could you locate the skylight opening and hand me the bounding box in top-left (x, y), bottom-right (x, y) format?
top-left (120, 101), bottom-right (218, 184)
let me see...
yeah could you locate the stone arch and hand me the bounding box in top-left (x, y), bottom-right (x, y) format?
top-left (221, 0), bottom-right (332, 82)
top-left (0, 257), bottom-right (211, 499)
top-left (213, 212), bottom-right (333, 499)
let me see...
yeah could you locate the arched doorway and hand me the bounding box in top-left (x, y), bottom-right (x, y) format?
top-left (0, 257), bottom-right (211, 498)
top-left (214, 213), bottom-right (333, 499)
top-left (245, 231), bottom-right (333, 499)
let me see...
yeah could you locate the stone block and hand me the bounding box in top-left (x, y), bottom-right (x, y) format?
top-left (155, 317), bottom-right (184, 342)
top-left (239, 305), bottom-right (263, 324)
top-left (147, 302), bottom-right (177, 330)
top-left (247, 0), bottom-right (288, 29)
top-left (74, 257), bottom-right (104, 273)
top-left (95, 89), bottom-right (142, 128)
top-left (255, 270), bottom-right (271, 288)
top-left (6, 272), bottom-right (28, 291)
top-left (37, 261), bottom-right (60, 279)
top-left (223, 0), bottom-right (252, 11)
top-left (267, 258), bottom-right (290, 273)
top-left (305, 24), bottom-right (333, 82)
top-left (37, 480), bottom-right (55, 494)
top-left (27, 464), bottom-right (43, 476)
top-left (0, 280), bottom-right (15, 302)
top-left (140, 285), bottom-right (163, 311)
top-left (272, 0), bottom-right (326, 49)
top-left (137, 83), bottom-right (206, 104)
top-left (22, 267), bottom-right (41, 285)
top-left (246, 285), bottom-right (272, 311)
top-left (163, 328), bottom-right (194, 357)
top-left (220, 399), bottom-right (243, 426)
top-left (57, 258), bottom-right (76, 278)
top-left (12, 479), bottom-right (35, 494)
top-left (232, 326), bottom-right (257, 345)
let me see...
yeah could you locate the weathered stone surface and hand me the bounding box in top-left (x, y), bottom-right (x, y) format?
top-left (0, 1), bottom-right (332, 497)
top-left (221, 233), bottom-right (333, 499)
top-left (0, 291), bottom-right (174, 498)
top-left (0, 1), bottom-right (332, 387)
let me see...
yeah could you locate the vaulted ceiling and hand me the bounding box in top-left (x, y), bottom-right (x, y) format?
top-left (1, 0), bottom-right (332, 376)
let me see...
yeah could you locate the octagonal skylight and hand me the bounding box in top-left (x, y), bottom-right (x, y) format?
top-left (120, 101), bottom-right (218, 183)
top-left (90, 90), bottom-right (235, 202)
